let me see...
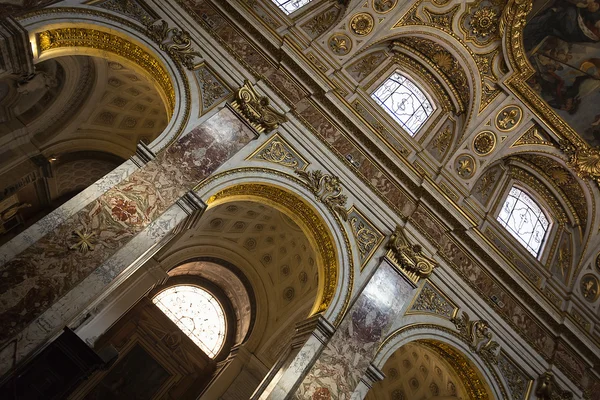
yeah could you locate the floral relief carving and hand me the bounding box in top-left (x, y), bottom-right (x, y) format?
top-left (408, 282), bottom-right (456, 318)
top-left (302, 7), bottom-right (339, 39)
top-left (349, 13), bottom-right (375, 36)
top-left (451, 311), bottom-right (500, 364)
top-left (328, 34), bottom-right (352, 56)
top-left (147, 19), bottom-right (202, 70)
top-left (250, 133), bottom-right (308, 169)
top-left (348, 208), bottom-right (383, 266)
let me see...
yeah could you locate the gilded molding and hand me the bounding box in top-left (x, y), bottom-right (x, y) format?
top-left (247, 133), bottom-right (309, 170)
top-left (37, 27), bottom-right (176, 115)
top-left (207, 183), bottom-right (338, 316)
top-left (231, 80), bottom-right (287, 134)
top-left (512, 124), bottom-right (556, 147)
top-left (385, 226), bottom-right (437, 284)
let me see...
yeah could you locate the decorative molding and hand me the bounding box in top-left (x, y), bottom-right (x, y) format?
top-left (146, 19), bottom-right (201, 70)
top-left (295, 169), bottom-right (348, 220)
top-left (347, 207), bottom-right (384, 268)
top-left (512, 124), bottom-right (555, 147)
top-left (385, 226), bottom-right (437, 284)
top-left (406, 281), bottom-right (457, 319)
top-left (37, 27), bottom-right (175, 114)
top-left (560, 141), bottom-right (600, 187)
top-left (230, 80), bottom-right (287, 134)
top-left (349, 13), bottom-right (374, 36)
top-left (248, 133), bottom-right (308, 170)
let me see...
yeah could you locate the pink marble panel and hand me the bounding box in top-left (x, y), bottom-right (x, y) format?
top-left (296, 262), bottom-right (415, 399)
top-left (0, 107), bottom-right (255, 346)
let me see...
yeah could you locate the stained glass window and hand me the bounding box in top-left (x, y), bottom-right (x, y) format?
top-left (271, 0), bottom-right (311, 14)
top-left (153, 285), bottom-right (226, 358)
top-left (497, 187), bottom-right (550, 257)
top-left (371, 72), bottom-right (434, 136)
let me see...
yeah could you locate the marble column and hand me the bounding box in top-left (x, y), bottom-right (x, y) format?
top-left (0, 103), bottom-right (261, 375)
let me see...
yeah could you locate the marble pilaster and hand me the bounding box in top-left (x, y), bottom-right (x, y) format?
top-left (254, 315), bottom-right (335, 400)
top-left (294, 259), bottom-right (418, 399)
top-left (0, 106), bottom-right (257, 375)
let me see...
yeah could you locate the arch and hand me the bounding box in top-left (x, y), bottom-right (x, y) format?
top-left (16, 7), bottom-right (192, 152)
top-left (374, 324), bottom-right (505, 400)
top-left (194, 167), bottom-right (354, 326)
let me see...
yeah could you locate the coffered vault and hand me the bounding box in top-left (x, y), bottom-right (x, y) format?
top-left (1, 0), bottom-right (600, 399)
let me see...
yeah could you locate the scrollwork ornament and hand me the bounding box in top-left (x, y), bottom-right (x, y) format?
top-left (385, 226), bottom-right (437, 282)
top-left (147, 20), bottom-right (202, 70)
top-left (295, 169), bottom-right (348, 220)
top-left (451, 311), bottom-right (500, 363)
top-left (350, 217), bottom-right (378, 259)
top-left (560, 140), bottom-right (600, 187)
top-left (231, 80), bottom-right (287, 134)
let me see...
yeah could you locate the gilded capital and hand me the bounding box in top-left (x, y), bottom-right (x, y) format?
top-left (385, 226), bottom-right (437, 283)
top-left (230, 80), bottom-right (287, 134)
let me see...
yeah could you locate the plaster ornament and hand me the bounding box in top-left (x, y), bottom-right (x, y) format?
top-left (349, 13), bottom-right (374, 36)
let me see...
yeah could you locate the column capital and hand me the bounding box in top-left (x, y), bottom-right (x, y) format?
top-left (292, 314), bottom-right (335, 347)
top-left (384, 225), bottom-right (437, 284)
top-left (130, 141), bottom-right (156, 167)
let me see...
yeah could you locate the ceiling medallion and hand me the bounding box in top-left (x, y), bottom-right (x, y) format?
top-left (373, 0), bottom-right (398, 13)
top-left (469, 7), bottom-right (498, 39)
top-left (455, 154), bottom-right (476, 179)
top-left (328, 34), bottom-right (352, 56)
top-left (349, 13), bottom-right (374, 36)
top-left (473, 131), bottom-right (497, 156)
top-left (495, 105), bottom-right (522, 132)
top-left (581, 274), bottom-right (600, 302)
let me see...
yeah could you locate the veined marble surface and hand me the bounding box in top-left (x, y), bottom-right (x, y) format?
top-left (0, 107), bottom-right (255, 356)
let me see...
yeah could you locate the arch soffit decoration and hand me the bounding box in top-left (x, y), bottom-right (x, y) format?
top-left (194, 167), bottom-right (354, 326)
top-left (16, 7), bottom-right (192, 152)
top-left (375, 324), bottom-right (507, 400)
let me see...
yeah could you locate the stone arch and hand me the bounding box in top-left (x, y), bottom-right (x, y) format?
top-left (194, 167), bottom-right (354, 326)
top-left (16, 7), bottom-right (192, 152)
top-left (374, 324), bottom-right (505, 400)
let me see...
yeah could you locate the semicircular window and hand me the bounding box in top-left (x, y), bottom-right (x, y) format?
top-left (497, 187), bottom-right (550, 258)
top-left (371, 72), bottom-right (434, 136)
top-left (272, 0), bottom-right (312, 14)
top-left (153, 285), bottom-right (226, 358)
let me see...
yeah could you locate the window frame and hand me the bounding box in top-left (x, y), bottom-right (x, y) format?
top-left (369, 70), bottom-right (437, 137)
top-left (495, 184), bottom-right (553, 260)
top-left (270, 0), bottom-right (313, 15)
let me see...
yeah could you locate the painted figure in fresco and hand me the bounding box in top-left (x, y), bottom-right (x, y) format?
top-left (524, 0), bottom-right (600, 52)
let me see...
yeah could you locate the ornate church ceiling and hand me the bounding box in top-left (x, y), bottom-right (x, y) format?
top-left (524, 0), bottom-right (600, 148)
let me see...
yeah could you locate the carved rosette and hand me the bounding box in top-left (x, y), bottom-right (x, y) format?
top-left (230, 80), bottom-right (287, 134)
top-left (385, 226), bottom-right (437, 283)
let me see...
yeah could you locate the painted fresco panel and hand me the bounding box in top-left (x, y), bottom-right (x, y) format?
top-left (524, 0), bottom-right (600, 146)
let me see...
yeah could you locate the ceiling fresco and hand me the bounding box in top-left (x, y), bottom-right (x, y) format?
top-left (524, 0), bottom-right (600, 147)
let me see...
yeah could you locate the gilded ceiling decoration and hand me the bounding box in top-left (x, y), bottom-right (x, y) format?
top-left (248, 133), bottom-right (309, 170)
top-left (231, 80), bottom-right (287, 134)
top-left (349, 13), bottom-right (375, 36)
top-left (460, 0), bottom-right (506, 46)
top-left (473, 130), bottom-right (496, 156)
top-left (328, 34), bottom-right (352, 56)
top-left (406, 281), bottom-right (458, 319)
top-left (38, 27), bottom-right (175, 114)
top-left (581, 274), bottom-right (599, 302)
top-left (512, 124), bottom-right (556, 147)
top-left (93, 0), bottom-right (158, 25)
top-left (193, 63), bottom-right (232, 113)
top-left (495, 105), bottom-right (522, 131)
top-left (373, 0), bottom-right (398, 14)
top-left (347, 207), bottom-right (383, 268)
top-left (301, 5), bottom-right (340, 39)
top-left (455, 154), bottom-right (476, 179)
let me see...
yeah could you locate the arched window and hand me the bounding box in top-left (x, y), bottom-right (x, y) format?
top-left (497, 187), bottom-right (550, 258)
top-left (153, 285), bottom-right (226, 358)
top-left (272, 0), bottom-right (312, 14)
top-left (371, 72), bottom-right (434, 135)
